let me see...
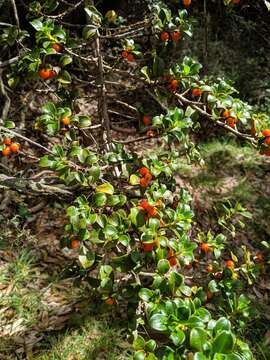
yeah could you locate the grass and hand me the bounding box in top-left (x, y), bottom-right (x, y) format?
top-left (35, 319), bottom-right (129, 360)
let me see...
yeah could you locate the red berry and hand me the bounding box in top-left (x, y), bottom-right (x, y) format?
top-left (226, 117), bottom-right (236, 128)
top-left (39, 68), bottom-right (51, 80)
top-left (183, 0), bottom-right (192, 6)
top-left (143, 243), bottom-right (154, 252)
top-left (262, 129), bottom-right (270, 137)
top-left (169, 256), bottom-right (177, 266)
top-left (160, 31), bottom-right (170, 41)
top-left (139, 167), bottom-right (150, 176)
top-left (71, 239), bottom-right (79, 249)
top-left (127, 53), bottom-right (135, 62)
top-left (171, 31), bottom-right (181, 42)
top-left (207, 291), bottom-right (213, 300)
top-left (2, 146), bottom-right (11, 156)
top-left (143, 115), bottom-right (151, 126)
top-left (52, 43), bottom-right (61, 52)
top-left (105, 297), bottom-right (115, 305)
top-left (147, 206), bottom-right (157, 217)
top-left (10, 143), bottom-right (20, 153)
top-left (169, 79), bottom-right (178, 92)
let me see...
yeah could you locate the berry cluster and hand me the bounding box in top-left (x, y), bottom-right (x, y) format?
top-left (1, 138), bottom-right (20, 156)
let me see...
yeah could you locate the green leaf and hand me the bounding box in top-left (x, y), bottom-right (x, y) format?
top-left (58, 70), bottom-right (71, 84)
top-left (92, 193), bottom-right (107, 207)
top-left (39, 155), bottom-right (54, 168)
top-left (59, 55), bottom-right (72, 67)
top-left (78, 254), bottom-right (95, 269)
top-left (130, 207), bottom-right (145, 227)
top-left (133, 335), bottom-right (145, 350)
top-left (213, 318), bottom-right (231, 335)
top-left (190, 328), bottom-right (208, 352)
top-left (149, 313), bottom-right (168, 331)
top-left (96, 183), bottom-right (114, 195)
top-left (145, 339), bottom-right (156, 352)
top-left (103, 224), bottom-right (118, 238)
top-left (3, 120), bottom-right (15, 128)
top-left (212, 331), bottom-right (235, 354)
top-left (194, 353), bottom-right (208, 360)
top-left (139, 288), bottom-right (153, 302)
top-left (157, 259), bottom-right (170, 274)
top-left (30, 19), bottom-right (43, 31)
top-left (170, 330), bottom-right (185, 346)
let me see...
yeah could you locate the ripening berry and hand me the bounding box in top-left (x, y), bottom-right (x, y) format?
top-left (186, 263), bottom-right (193, 269)
top-left (171, 31), bottom-right (181, 42)
top-left (226, 260), bottom-right (234, 269)
top-left (105, 297), bottom-right (115, 305)
top-left (201, 243), bottom-right (211, 253)
top-left (226, 117), bottom-right (236, 128)
top-left (10, 143), bottom-right (20, 153)
top-left (207, 291), bottom-right (213, 300)
top-left (192, 88), bottom-right (203, 97)
top-left (71, 239), bottom-right (79, 249)
top-left (52, 43), bottom-right (61, 52)
top-left (262, 129), bottom-right (270, 137)
top-left (167, 248), bottom-right (174, 259)
top-left (143, 115), bottom-right (151, 126)
top-left (264, 137), bottom-right (270, 145)
top-left (121, 50), bottom-right (129, 58)
top-left (143, 242), bottom-right (154, 252)
top-left (222, 109), bottom-right (230, 118)
top-left (215, 271), bottom-right (223, 280)
top-left (207, 264), bottom-right (213, 273)
top-left (39, 68), bottom-right (51, 80)
top-left (127, 53), bottom-right (135, 62)
top-left (160, 31), bottom-right (170, 41)
top-left (169, 79), bottom-right (178, 92)
top-left (183, 0), bottom-right (192, 6)
top-left (261, 148), bottom-right (270, 156)
top-left (2, 146), bottom-right (11, 156)
top-left (144, 172), bottom-right (153, 182)
top-left (48, 70), bottom-right (57, 78)
top-left (232, 0), bottom-right (240, 4)
top-left (3, 138), bottom-right (12, 146)
top-left (62, 117), bottom-right (71, 126)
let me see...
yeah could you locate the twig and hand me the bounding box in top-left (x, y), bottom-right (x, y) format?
top-left (10, 0), bottom-right (20, 28)
top-left (0, 70), bottom-right (11, 122)
top-left (114, 134), bottom-right (159, 144)
top-left (0, 56), bottom-right (20, 68)
top-left (145, 88), bottom-right (169, 112)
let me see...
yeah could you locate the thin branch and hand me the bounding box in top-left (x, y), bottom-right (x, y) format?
top-left (114, 134), bottom-right (159, 145)
top-left (10, 0), bottom-right (20, 28)
top-left (0, 70), bottom-right (11, 122)
top-left (0, 56), bottom-right (20, 68)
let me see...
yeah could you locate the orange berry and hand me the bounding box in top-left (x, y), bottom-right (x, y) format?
top-left (62, 117), bottom-right (71, 126)
top-left (144, 172), bottom-right (153, 182)
top-left (140, 178), bottom-right (148, 187)
top-left (201, 243), bottom-right (211, 253)
top-left (226, 117), bottom-right (236, 128)
top-left (105, 297), bottom-right (115, 305)
top-left (262, 129), bottom-right (270, 137)
top-left (3, 138), bottom-right (12, 146)
top-left (139, 167), bottom-right (150, 176)
top-left (147, 207), bottom-right (157, 217)
top-left (71, 239), bottom-right (79, 249)
top-left (2, 146), bottom-right (11, 156)
top-left (121, 50), bottom-right (129, 58)
top-left (143, 242), bottom-right (154, 252)
top-left (52, 43), bottom-right (61, 52)
top-left (169, 79), bottom-right (178, 92)
top-left (143, 115), bottom-right (151, 126)
top-left (207, 264), bottom-right (213, 273)
top-left (183, 0), bottom-right (192, 6)
top-left (39, 68), bottom-right (51, 80)
top-left (127, 53), bottom-right (135, 62)
top-left (192, 88), bottom-right (202, 97)
top-left (207, 291), bottom-right (213, 300)
top-left (222, 109), bottom-right (230, 118)
top-left (10, 143), bottom-right (20, 153)
top-left (169, 256), bottom-right (177, 266)
top-left (226, 260), bottom-right (234, 269)
top-left (160, 31), bottom-right (170, 41)
top-left (171, 31), bottom-right (181, 42)
top-left (139, 199), bottom-right (151, 211)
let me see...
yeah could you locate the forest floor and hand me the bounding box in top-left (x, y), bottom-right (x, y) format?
top-left (0, 138), bottom-right (270, 359)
